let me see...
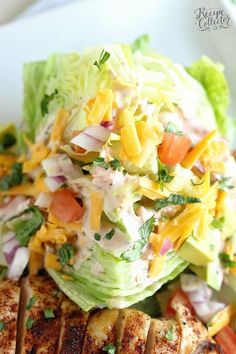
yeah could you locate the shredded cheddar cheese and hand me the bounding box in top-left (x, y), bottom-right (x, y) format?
top-left (139, 177), bottom-right (170, 199)
top-left (23, 144), bottom-right (50, 173)
top-left (44, 253), bottom-right (61, 271)
top-left (208, 305), bottom-right (236, 337)
top-left (48, 212), bottom-right (82, 231)
top-left (120, 111), bottom-right (141, 157)
top-left (50, 108), bottom-right (69, 142)
top-left (89, 191), bottom-right (104, 231)
top-left (29, 250), bottom-right (43, 275)
top-left (181, 130), bottom-right (218, 169)
top-left (149, 255), bottom-right (166, 277)
top-left (87, 89), bottom-right (114, 125)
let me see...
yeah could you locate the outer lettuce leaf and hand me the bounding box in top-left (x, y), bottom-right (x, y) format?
top-left (186, 56), bottom-right (230, 136)
top-left (47, 248), bottom-right (188, 311)
top-left (131, 34), bottom-right (150, 53)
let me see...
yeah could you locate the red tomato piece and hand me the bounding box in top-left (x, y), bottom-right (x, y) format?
top-left (215, 326), bottom-right (236, 354)
top-left (165, 289), bottom-right (195, 317)
top-left (158, 132), bottom-right (191, 166)
top-left (50, 189), bottom-right (84, 223)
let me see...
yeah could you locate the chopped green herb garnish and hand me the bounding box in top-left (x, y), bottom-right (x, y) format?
top-left (26, 296), bottom-right (37, 311)
top-left (41, 89), bottom-right (58, 116)
top-left (13, 207), bottom-right (44, 246)
top-left (191, 179), bottom-right (205, 186)
top-left (0, 162), bottom-right (23, 191)
top-left (165, 326), bottom-right (173, 341)
top-left (139, 215), bottom-right (156, 239)
top-left (52, 290), bottom-right (62, 298)
top-left (110, 159), bottom-right (121, 171)
top-left (0, 133), bottom-right (16, 153)
top-left (209, 244), bottom-right (215, 251)
top-left (93, 50), bottom-right (110, 71)
top-left (105, 229), bottom-right (115, 240)
top-left (121, 216), bottom-right (155, 262)
top-left (211, 216), bottom-right (225, 231)
top-left (165, 122), bottom-right (183, 135)
top-left (0, 321), bottom-right (5, 332)
top-left (26, 316), bottom-right (35, 330)
top-left (219, 253), bottom-right (236, 268)
top-left (93, 157), bottom-right (121, 171)
top-left (58, 243), bottom-right (75, 268)
top-left (93, 157), bottom-right (110, 169)
top-left (154, 194), bottom-right (201, 211)
top-left (219, 177), bottom-right (234, 191)
top-left (102, 343), bottom-right (116, 354)
top-left (44, 308), bottom-right (55, 319)
top-left (94, 233), bottom-right (101, 241)
top-left (157, 160), bottom-right (174, 191)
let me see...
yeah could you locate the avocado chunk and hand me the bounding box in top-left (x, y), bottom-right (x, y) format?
top-left (190, 260), bottom-right (223, 291)
top-left (177, 229), bottom-right (220, 266)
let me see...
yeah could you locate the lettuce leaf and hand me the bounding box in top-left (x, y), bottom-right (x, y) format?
top-left (186, 56), bottom-right (230, 136)
top-left (47, 248), bottom-right (188, 311)
top-left (131, 34), bottom-right (150, 53)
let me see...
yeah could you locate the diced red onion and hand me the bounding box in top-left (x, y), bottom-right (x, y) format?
top-left (0, 196), bottom-right (27, 221)
top-left (7, 247), bottom-right (29, 281)
top-left (71, 125), bottom-right (110, 152)
top-left (35, 192), bottom-right (53, 209)
top-left (52, 176), bottom-right (67, 183)
top-left (2, 233), bottom-right (20, 265)
top-left (159, 238), bottom-right (173, 256)
top-left (180, 274), bottom-right (225, 323)
top-left (101, 121), bottom-right (114, 130)
top-left (45, 176), bottom-right (63, 192)
top-left (2, 231), bottom-right (16, 245)
top-left (42, 154), bottom-right (75, 179)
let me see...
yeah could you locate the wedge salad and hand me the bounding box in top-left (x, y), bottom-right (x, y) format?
top-left (0, 36), bottom-right (236, 333)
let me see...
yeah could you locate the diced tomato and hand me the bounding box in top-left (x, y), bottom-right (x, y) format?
top-left (158, 132), bottom-right (191, 166)
top-left (215, 326), bottom-right (236, 353)
top-left (50, 189), bottom-right (84, 223)
top-left (165, 289), bottom-right (195, 317)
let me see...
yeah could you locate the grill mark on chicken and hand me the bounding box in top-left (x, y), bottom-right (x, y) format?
top-left (145, 318), bottom-right (181, 354)
top-left (116, 309), bottom-right (151, 354)
top-left (0, 280), bottom-right (20, 354)
top-left (82, 309), bottom-right (119, 354)
top-left (57, 298), bottom-right (89, 354)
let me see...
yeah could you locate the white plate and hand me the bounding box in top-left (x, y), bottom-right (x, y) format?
top-left (0, 0), bottom-right (235, 124)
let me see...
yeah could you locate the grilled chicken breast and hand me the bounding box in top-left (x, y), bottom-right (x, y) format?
top-left (16, 276), bottom-right (62, 354)
top-left (58, 298), bottom-right (89, 354)
top-left (116, 309), bottom-right (151, 354)
top-left (82, 309), bottom-right (119, 354)
top-left (0, 277), bottom-right (223, 354)
top-left (0, 280), bottom-right (20, 354)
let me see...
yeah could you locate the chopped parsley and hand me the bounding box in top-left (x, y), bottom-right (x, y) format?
top-left (58, 243), bottom-right (75, 268)
top-left (0, 321), bottom-right (5, 332)
top-left (105, 229), bottom-right (115, 240)
top-left (110, 159), bottom-right (121, 171)
top-left (93, 50), bottom-right (110, 71)
top-left (219, 253), bottom-right (236, 268)
top-left (94, 233), bottom-right (101, 241)
top-left (157, 160), bottom-right (174, 191)
top-left (154, 194), bottom-right (201, 211)
top-left (41, 89), bottom-right (58, 116)
top-left (165, 122), bottom-right (183, 135)
top-left (211, 216), bottom-right (225, 231)
top-left (26, 316), bottom-right (35, 330)
top-left (52, 290), bottom-right (63, 298)
top-left (13, 207), bottom-right (44, 246)
top-left (121, 215), bottom-right (155, 262)
top-left (26, 296), bottom-right (37, 311)
top-left (219, 177), bottom-right (234, 191)
top-left (44, 308), bottom-right (55, 319)
top-left (0, 133), bottom-right (16, 153)
top-left (102, 343), bottom-right (116, 354)
top-left (165, 326), bottom-right (173, 341)
top-left (0, 162), bottom-right (23, 191)
top-left (93, 157), bottom-right (121, 171)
